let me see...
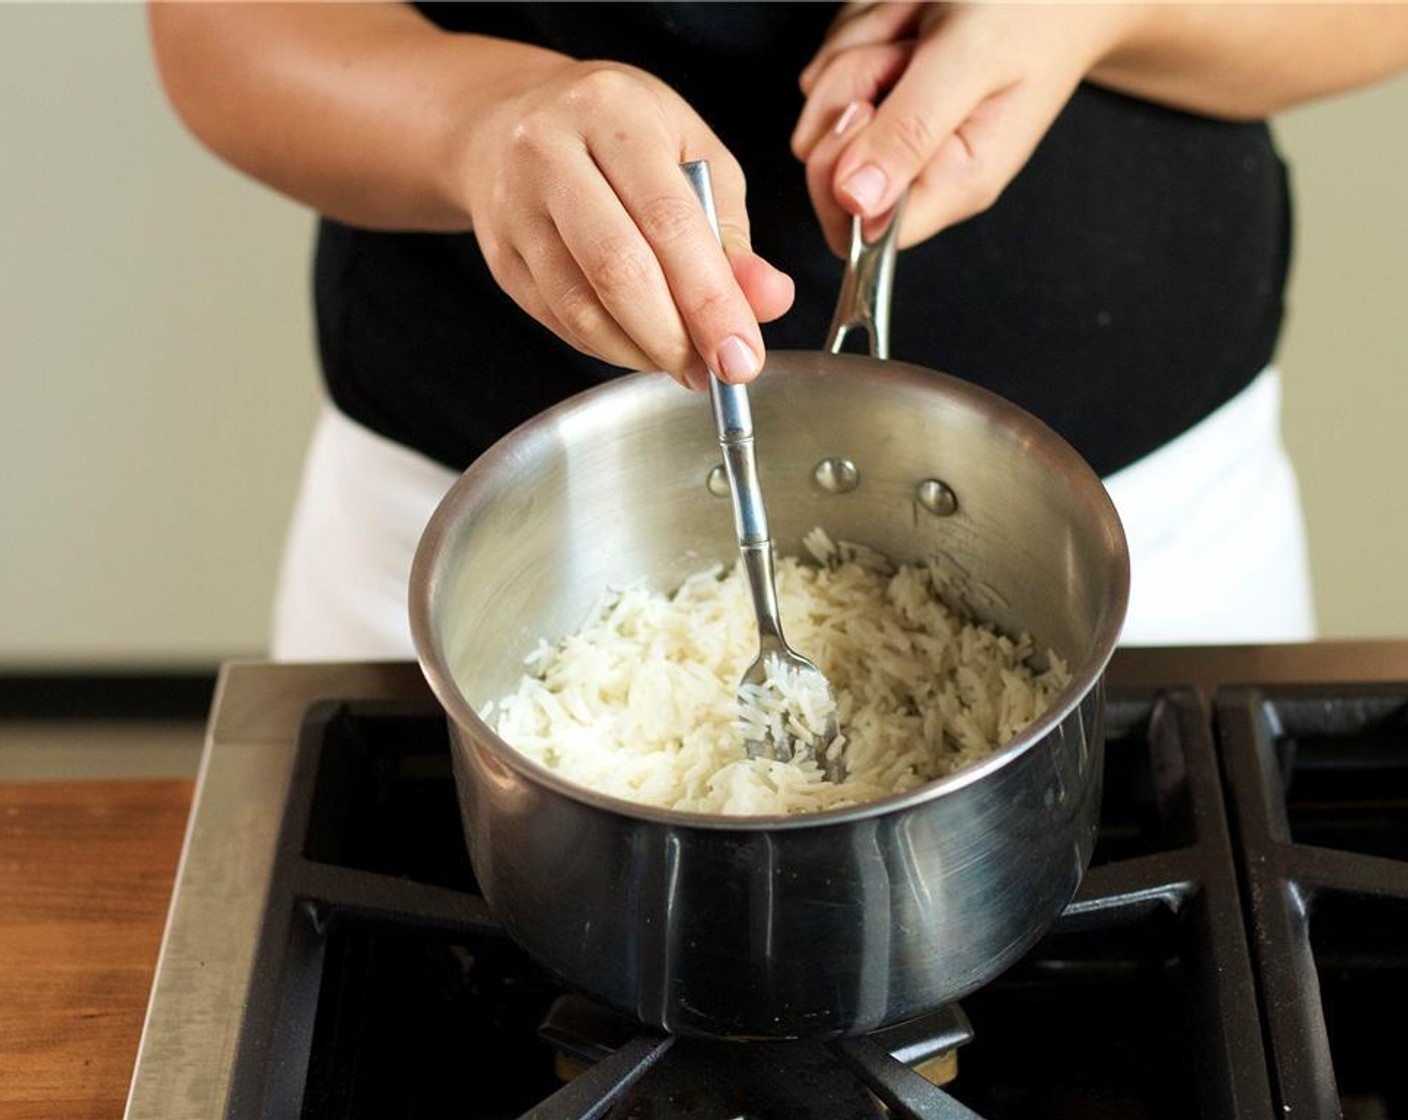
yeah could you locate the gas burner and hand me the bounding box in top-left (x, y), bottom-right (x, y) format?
top-left (547, 1036), bottom-right (895, 1120)
top-left (536, 996), bottom-right (975, 1120)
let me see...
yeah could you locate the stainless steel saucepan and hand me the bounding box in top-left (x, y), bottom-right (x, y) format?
top-left (409, 209), bottom-right (1129, 1039)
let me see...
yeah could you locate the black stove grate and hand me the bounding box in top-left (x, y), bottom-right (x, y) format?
top-left (1216, 685), bottom-right (1408, 1120)
top-left (939, 690), bottom-right (1271, 1120)
top-left (222, 685), bottom-right (1404, 1118)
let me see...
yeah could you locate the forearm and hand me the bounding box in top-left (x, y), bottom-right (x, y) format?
top-left (1092, 2), bottom-right (1408, 121)
top-left (146, 2), bottom-right (568, 230)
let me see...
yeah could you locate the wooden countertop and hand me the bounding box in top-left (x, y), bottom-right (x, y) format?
top-left (0, 779), bottom-right (194, 1120)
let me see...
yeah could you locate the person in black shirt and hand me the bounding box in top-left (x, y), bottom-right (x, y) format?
top-left (147, 2), bottom-right (1408, 657)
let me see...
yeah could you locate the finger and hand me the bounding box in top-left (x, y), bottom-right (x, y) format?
top-left (504, 205), bottom-right (710, 391)
top-left (476, 230), bottom-right (608, 361)
top-left (475, 170), bottom-right (711, 389)
top-left (707, 155), bottom-right (796, 326)
top-left (804, 99), bottom-right (877, 256)
top-left (798, 2), bottom-right (923, 95)
top-left (791, 40), bottom-right (911, 161)
top-left (731, 249), bottom-right (796, 325)
top-left (589, 143), bottom-right (769, 384)
top-left (543, 150), bottom-right (716, 382)
top-left (829, 41), bottom-right (990, 221)
top-left (676, 150), bottom-right (788, 380)
top-left (508, 222), bottom-right (682, 376)
top-left (890, 76), bottom-right (1071, 247)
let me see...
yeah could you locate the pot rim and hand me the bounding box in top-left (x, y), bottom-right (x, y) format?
top-left (410, 360), bottom-right (1130, 831)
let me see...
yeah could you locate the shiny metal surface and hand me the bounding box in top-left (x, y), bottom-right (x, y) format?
top-left (826, 201), bottom-right (905, 359)
top-left (445, 684), bottom-right (1105, 1038)
top-left (410, 358), bottom-right (1131, 1038)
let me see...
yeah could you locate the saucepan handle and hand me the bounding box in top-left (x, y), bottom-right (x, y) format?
top-left (825, 199), bottom-right (906, 361)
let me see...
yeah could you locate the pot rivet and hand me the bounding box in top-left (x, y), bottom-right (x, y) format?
top-left (706, 464), bottom-right (731, 497)
top-left (814, 458), bottom-right (860, 494)
top-left (917, 479), bottom-right (959, 517)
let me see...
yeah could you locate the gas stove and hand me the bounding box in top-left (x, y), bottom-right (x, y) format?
top-left (124, 645), bottom-right (1408, 1119)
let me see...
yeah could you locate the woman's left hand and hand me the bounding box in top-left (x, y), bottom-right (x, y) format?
top-left (794, 1), bottom-right (1408, 257)
top-left (791, 3), bottom-right (1132, 255)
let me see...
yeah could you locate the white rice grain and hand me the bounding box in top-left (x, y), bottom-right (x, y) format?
top-left (487, 531), bottom-right (1071, 815)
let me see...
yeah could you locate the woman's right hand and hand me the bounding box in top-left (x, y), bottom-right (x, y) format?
top-left (148, 4), bottom-right (792, 391)
top-left (458, 56), bottom-right (794, 391)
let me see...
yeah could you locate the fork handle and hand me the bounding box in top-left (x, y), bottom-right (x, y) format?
top-left (680, 161), bottom-right (782, 620)
top-left (708, 381), bottom-right (768, 546)
top-left (739, 544), bottom-right (787, 645)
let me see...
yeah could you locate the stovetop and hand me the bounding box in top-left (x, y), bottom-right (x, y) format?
top-left (124, 644), bottom-right (1408, 1120)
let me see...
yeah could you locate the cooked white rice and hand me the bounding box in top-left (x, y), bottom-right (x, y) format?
top-left (736, 651), bottom-right (841, 766)
top-left (488, 530), bottom-right (1070, 816)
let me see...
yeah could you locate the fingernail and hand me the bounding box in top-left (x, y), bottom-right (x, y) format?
top-left (841, 163), bottom-right (888, 215)
top-left (683, 363), bottom-right (711, 392)
top-left (832, 100), bottom-right (864, 137)
top-left (717, 335), bottom-right (760, 382)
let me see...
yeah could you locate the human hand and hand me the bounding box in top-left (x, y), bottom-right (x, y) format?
top-left (791, 3), bottom-right (1135, 255)
top-left (461, 57), bottom-right (794, 390)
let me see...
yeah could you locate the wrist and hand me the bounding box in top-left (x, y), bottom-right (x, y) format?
top-left (1087, 2), bottom-right (1183, 75)
top-left (1069, 4), bottom-right (1154, 79)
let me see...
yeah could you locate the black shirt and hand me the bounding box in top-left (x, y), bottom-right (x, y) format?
top-left (314, 2), bottom-right (1291, 478)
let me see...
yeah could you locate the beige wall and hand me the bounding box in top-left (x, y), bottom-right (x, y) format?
top-left (1, 4), bottom-right (320, 667)
top-left (1277, 80), bottom-right (1408, 639)
top-left (2, 5), bottom-right (1406, 668)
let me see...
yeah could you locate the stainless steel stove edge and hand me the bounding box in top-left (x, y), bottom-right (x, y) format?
top-left (123, 661), bottom-right (432, 1120)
